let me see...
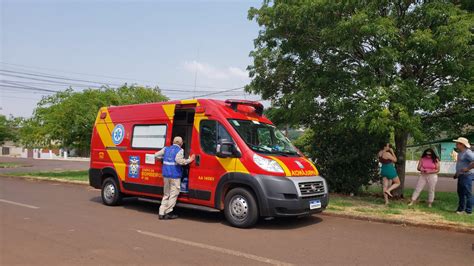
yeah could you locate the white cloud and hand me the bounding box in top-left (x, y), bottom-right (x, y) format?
top-left (183, 60), bottom-right (249, 81)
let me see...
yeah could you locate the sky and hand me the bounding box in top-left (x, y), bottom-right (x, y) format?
top-left (0, 0), bottom-right (263, 117)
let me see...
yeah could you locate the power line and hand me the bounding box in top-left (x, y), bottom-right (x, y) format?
top-left (183, 86), bottom-right (246, 100)
top-left (0, 95), bottom-right (44, 100)
top-left (1, 80), bottom-right (63, 92)
top-left (0, 84), bottom-right (59, 93)
top-left (0, 69), bottom-right (247, 94)
top-left (2, 78), bottom-right (240, 93)
top-left (0, 63), bottom-right (252, 100)
top-left (0, 61), bottom-right (243, 90)
top-left (4, 80), bottom-right (90, 88)
top-left (0, 69), bottom-right (122, 87)
top-left (1, 88), bottom-right (50, 95)
top-left (0, 72), bottom-right (108, 88)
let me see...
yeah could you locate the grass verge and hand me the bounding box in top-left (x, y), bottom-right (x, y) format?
top-left (327, 185), bottom-right (473, 232)
top-left (6, 170), bottom-right (88, 182)
top-left (0, 162), bottom-right (31, 168)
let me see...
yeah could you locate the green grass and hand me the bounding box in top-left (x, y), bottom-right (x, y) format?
top-left (328, 186), bottom-right (473, 227)
top-left (9, 170), bottom-right (88, 182)
top-left (0, 162), bottom-right (28, 168)
top-left (328, 198), bottom-right (355, 207)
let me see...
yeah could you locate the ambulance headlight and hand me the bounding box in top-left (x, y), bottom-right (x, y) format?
top-left (253, 154), bottom-right (284, 173)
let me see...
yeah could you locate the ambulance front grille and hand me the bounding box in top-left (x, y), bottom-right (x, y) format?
top-left (298, 181), bottom-right (325, 195)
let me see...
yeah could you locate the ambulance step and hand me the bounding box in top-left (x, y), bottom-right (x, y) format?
top-left (137, 198), bottom-right (220, 213)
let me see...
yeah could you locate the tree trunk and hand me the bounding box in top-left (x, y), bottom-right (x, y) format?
top-left (393, 130), bottom-right (409, 198)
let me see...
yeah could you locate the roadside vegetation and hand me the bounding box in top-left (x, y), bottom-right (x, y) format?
top-left (0, 162), bottom-right (29, 168)
top-left (328, 186), bottom-right (473, 231)
top-left (8, 170), bottom-right (88, 182)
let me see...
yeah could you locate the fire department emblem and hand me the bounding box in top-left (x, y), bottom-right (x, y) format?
top-left (128, 156), bottom-right (140, 178)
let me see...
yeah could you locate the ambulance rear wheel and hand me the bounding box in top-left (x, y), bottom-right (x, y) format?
top-left (224, 187), bottom-right (259, 228)
top-left (101, 177), bottom-right (123, 206)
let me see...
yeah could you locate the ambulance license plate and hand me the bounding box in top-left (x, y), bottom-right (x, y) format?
top-left (309, 200), bottom-right (321, 210)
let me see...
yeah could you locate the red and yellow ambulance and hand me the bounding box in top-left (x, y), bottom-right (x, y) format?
top-left (89, 99), bottom-right (328, 227)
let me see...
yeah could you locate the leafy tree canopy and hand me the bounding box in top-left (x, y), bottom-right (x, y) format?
top-left (19, 85), bottom-right (168, 155)
top-left (0, 115), bottom-right (17, 144)
top-left (247, 0), bottom-right (473, 194)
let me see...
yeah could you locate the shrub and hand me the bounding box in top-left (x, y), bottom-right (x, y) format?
top-left (295, 127), bottom-right (386, 194)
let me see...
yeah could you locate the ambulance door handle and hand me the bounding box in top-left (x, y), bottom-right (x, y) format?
top-left (195, 155), bottom-right (201, 166)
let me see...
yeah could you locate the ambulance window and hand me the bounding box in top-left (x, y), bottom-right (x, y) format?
top-left (200, 120), bottom-right (233, 155)
top-left (132, 124), bottom-right (167, 149)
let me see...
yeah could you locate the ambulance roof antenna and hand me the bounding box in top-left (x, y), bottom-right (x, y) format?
top-left (193, 48), bottom-right (200, 99)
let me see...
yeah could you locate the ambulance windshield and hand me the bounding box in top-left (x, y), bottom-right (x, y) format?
top-left (229, 119), bottom-right (300, 156)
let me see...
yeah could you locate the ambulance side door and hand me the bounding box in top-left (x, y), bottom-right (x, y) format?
top-left (189, 119), bottom-right (235, 204)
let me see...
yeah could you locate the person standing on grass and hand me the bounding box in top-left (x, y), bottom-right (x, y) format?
top-left (378, 143), bottom-right (400, 205)
top-left (408, 148), bottom-right (440, 208)
top-left (453, 137), bottom-right (473, 215)
top-left (155, 136), bottom-right (195, 220)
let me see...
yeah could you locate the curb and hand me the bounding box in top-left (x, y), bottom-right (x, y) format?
top-left (0, 174), bottom-right (88, 186)
top-left (321, 211), bottom-right (474, 234)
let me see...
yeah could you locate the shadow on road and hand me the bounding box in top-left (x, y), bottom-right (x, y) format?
top-left (90, 196), bottom-right (325, 230)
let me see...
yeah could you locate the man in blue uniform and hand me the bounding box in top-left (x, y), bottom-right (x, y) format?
top-left (155, 136), bottom-right (195, 220)
top-left (453, 137), bottom-right (474, 215)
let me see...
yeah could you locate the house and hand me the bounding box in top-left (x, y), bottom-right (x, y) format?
top-left (405, 133), bottom-right (473, 174)
top-left (0, 141), bottom-right (29, 157)
top-left (406, 133), bottom-right (474, 162)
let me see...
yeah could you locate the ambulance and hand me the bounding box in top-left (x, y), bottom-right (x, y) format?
top-left (89, 99), bottom-right (328, 228)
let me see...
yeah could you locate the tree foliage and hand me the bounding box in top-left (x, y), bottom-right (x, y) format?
top-left (247, 0), bottom-right (473, 195)
top-left (19, 85), bottom-right (168, 156)
top-left (0, 115), bottom-right (19, 144)
top-left (294, 128), bottom-right (386, 194)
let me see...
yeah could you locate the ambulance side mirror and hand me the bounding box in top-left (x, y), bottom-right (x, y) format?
top-left (216, 140), bottom-right (241, 158)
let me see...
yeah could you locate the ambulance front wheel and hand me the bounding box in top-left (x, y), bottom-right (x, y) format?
top-left (224, 187), bottom-right (259, 228)
top-left (101, 177), bottom-right (123, 206)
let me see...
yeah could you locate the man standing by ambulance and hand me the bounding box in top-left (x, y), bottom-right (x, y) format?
top-left (155, 136), bottom-right (194, 220)
top-left (453, 137), bottom-right (473, 215)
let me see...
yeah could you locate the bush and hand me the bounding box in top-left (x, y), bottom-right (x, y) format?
top-left (295, 127), bottom-right (386, 194)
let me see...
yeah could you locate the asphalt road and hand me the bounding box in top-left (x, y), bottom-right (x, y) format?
top-left (1, 177), bottom-right (473, 265)
top-left (0, 157), bottom-right (459, 192)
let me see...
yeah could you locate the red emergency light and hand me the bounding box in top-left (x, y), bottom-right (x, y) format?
top-left (225, 99), bottom-right (264, 116)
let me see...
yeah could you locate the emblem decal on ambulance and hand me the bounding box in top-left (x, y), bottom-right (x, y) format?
top-left (128, 156), bottom-right (140, 178)
top-left (112, 124), bottom-right (125, 145)
top-left (295, 161), bottom-right (304, 169)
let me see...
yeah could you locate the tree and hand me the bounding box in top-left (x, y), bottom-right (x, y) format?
top-left (0, 115), bottom-right (19, 145)
top-left (20, 85), bottom-right (168, 156)
top-left (247, 0), bottom-right (473, 196)
top-left (0, 115), bottom-right (11, 144)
